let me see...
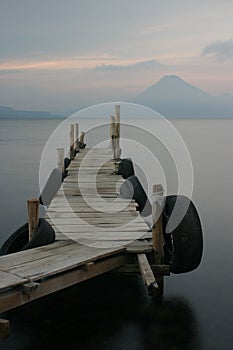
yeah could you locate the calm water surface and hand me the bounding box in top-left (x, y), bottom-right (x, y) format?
top-left (0, 117), bottom-right (233, 350)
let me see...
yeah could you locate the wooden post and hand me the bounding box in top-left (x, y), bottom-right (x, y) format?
top-left (115, 104), bottom-right (121, 159)
top-left (79, 131), bottom-right (85, 145)
top-left (70, 124), bottom-right (74, 160)
top-left (75, 123), bottom-right (79, 152)
top-left (0, 319), bottom-right (10, 339)
top-left (27, 198), bottom-right (39, 241)
top-left (110, 115), bottom-right (116, 158)
top-left (57, 148), bottom-right (64, 173)
top-left (152, 184), bottom-right (164, 292)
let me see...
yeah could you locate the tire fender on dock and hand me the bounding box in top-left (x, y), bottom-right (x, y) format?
top-left (117, 158), bottom-right (135, 179)
top-left (163, 195), bottom-right (203, 274)
top-left (0, 218), bottom-right (55, 256)
top-left (119, 175), bottom-right (152, 218)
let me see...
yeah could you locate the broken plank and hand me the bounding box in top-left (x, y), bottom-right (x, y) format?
top-left (137, 253), bottom-right (158, 291)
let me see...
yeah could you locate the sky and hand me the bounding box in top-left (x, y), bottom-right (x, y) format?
top-left (0, 0), bottom-right (233, 112)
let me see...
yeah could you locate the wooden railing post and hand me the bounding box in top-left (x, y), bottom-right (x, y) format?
top-left (152, 184), bottom-right (164, 292)
top-left (70, 124), bottom-right (74, 160)
top-left (79, 131), bottom-right (85, 146)
top-left (57, 148), bottom-right (64, 173)
top-left (110, 115), bottom-right (116, 158)
top-left (75, 123), bottom-right (79, 153)
top-left (27, 198), bottom-right (39, 241)
top-left (115, 104), bottom-right (121, 159)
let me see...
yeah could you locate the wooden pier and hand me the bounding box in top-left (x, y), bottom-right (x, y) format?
top-left (0, 106), bottom-right (169, 338)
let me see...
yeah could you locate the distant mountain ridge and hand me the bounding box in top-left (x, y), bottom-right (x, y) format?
top-left (132, 75), bottom-right (233, 117)
top-left (1, 76), bottom-right (232, 118)
top-left (0, 106), bottom-right (63, 118)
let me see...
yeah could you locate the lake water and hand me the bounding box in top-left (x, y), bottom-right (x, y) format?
top-left (0, 117), bottom-right (233, 349)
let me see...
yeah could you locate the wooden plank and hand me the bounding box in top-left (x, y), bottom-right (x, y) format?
top-left (50, 231), bottom-right (148, 241)
top-left (47, 216), bottom-right (145, 224)
top-left (47, 205), bottom-right (138, 212)
top-left (0, 241), bottom-right (75, 270)
top-left (46, 214), bottom-right (138, 223)
top-left (0, 270), bottom-right (28, 291)
top-left (50, 222), bottom-right (145, 229)
top-left (126, 241), bottom-right (153, 254)
top-left (47, 207), bottom-right (137, 213)
top-left (137, 253), bottom-right (159, 290)
top-left (53, 225), bottom-right (147, 232)
top-left (46, 212), bottom-right (140, 219)
top-left (6, 244), bottom-right (125, 281)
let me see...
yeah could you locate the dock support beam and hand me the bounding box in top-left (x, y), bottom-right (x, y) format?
top-left (152, 184), bottom-right (165, 293)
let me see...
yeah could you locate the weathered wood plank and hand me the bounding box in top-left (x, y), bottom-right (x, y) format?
top-left (137, 253), bottom-right (158, 290)
top-left (53, 225), bottom-right (147, 232)
top-left (0, 241), bottom-right (74, 270)
top-left (6, 244), bottom-right (125, 281)
top-left (0, 271), bottom-right (28, 291)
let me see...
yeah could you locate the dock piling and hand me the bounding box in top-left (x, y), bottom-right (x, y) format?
top-left (75, 123), bottom-right (79, 153)
top-left (152, 184), bottom-right (165, 292)
top-left (115, 104), bottom-right (121, 160)
top-left (69, 124), bottom-right (74, 160)
top-left (27, 198), bottom-right (39, 241)
top-left (0, 319), bottom-right (10, 340)
top-left (57, 148), bottom-right (64, 173)
top-left (79, 131), bottom-right (85, 146)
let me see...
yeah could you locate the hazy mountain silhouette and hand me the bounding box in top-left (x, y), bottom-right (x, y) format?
top-left (132, 75), bottom-right (233, 117)
top-left (0, 106), bottom-right (63, 118)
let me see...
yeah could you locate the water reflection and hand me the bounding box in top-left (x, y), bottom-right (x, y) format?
top-left (141, 297), bottom-right (199, 350)
top-left (1, 274), bottom-right (199, 350)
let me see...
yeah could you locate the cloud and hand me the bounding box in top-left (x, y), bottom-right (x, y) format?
top-left (202, 39), bottom-right (233, 62)
top-left (94, 59), bottom-right (164, 72)
top-left (0, 55), bottom-right (118, 72)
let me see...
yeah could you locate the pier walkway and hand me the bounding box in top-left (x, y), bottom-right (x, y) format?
top-left (0, 148), bottom-right (151, 315)
top-left (0, 107), bottom-right (169, 338)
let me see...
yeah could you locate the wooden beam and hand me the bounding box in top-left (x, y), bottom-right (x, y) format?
top-left (137, 253), bottom-right (159, 294)
top-left (116, 264), bottom-right (170, 276)
top-left (0, 254), bottom-right (129, 313)
top-left (22, 282), bottom-right (40, 296)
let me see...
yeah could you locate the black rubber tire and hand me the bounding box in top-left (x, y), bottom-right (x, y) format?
top-left (39, 168), bottom-right (62, 206)
top-left (163, 195), bottom-right (203, 274)
top-left (0, 218), bottom-right (55, 256)
top-left (78, 141), bottom-right (86, 149)
top-left (64, 157), bottom-right (71, 170)
top-left (118, 158), bottom-right (135, 179)
top-left (119, 175), bottom-right (152, 217)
